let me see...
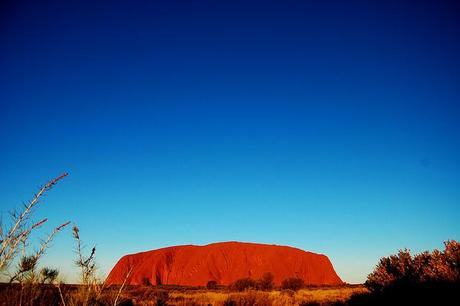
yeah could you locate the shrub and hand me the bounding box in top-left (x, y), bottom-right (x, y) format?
top-left (0, 174), bottom-right (70, 306)
top-left (281, 277), bottom-right (305, 291)
top-left (207, 280), bottom-right (218, 289)
top-left (365, 249), bottom-right (412, 292)
top-left (0, 173), bottom-right (69, 280)
top-left (40, 267), bottom-right (59, 284)
top-left (256, 272), bottom-right (274, 291)
top-left (365, 240), bottom-right (460, 293)
top-left (231, 277), bottom-right (257, 291)
top-left (0, 173), bottom-right (134, 305)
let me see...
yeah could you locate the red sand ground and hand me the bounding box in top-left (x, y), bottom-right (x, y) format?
top-left (106, 241), bottom-right (343, 286)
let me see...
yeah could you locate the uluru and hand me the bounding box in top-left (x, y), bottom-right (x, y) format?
top-left (106, 241), bottom-right (343, 286)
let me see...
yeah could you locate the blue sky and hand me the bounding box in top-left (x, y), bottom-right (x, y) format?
top-left (1, 0), bottom-right (459, 283)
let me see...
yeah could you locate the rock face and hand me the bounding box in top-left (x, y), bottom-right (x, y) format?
top-left (106, 241), bottom-right (342, 286)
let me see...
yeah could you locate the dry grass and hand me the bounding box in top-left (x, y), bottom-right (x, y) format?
top-left (292, 286), bottom-right (368, 304)
top-left (169, 290), bottom-right (229, 305)
top-left (165, 286), bottom-right (368, 306)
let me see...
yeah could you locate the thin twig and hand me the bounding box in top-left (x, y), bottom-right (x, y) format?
top-left (3, 218), bottom-right (48, 267)
top-left (35, 221), bottom-right (71, 259)
top-left (114, 265), bottom-right (134, 306)
top-left (56, 282), bottom-right (67, 306)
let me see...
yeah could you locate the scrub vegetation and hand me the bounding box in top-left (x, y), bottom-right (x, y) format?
top-left (0, 174), bottom-right (132, 305)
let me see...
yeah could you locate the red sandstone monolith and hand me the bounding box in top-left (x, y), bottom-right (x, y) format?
top-left (106, 241), bottom-right (342, 286)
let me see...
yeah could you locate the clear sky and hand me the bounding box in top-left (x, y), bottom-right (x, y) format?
top-left (0, 0), bottom-right (459, 284)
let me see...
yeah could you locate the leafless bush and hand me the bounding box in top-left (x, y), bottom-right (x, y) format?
top-left (68, 224), bottom-right (101, 305)
top-left (73, 225), bottom-right (97, 286)
top-left (68, 225), bottom-right (133, 306)
top-left (0, 173), bottom-right (137, 306)
top-left (0, 173), bottom-right (70, 305)
top-left (0, 173), bottom-right (69, 274)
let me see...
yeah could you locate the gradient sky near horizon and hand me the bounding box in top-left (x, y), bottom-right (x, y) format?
top-left (1, 0), bottom-right (459, 284)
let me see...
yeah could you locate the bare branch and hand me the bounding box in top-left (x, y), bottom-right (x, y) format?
top-left (34, 221), bottom-right (71, 260)
top-left (0, 172), bottom-right (68, 271)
